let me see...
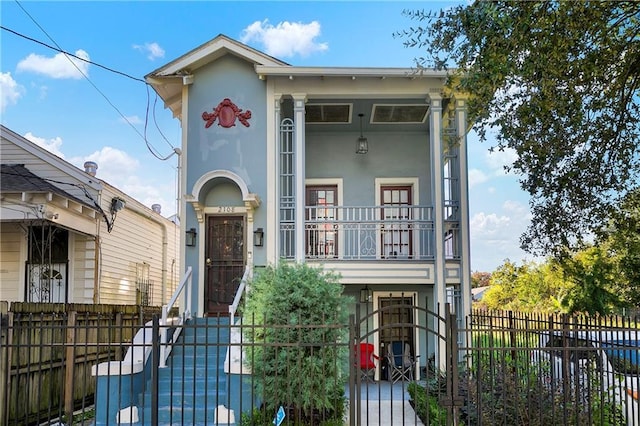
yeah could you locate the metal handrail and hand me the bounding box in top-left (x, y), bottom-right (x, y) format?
top-left (159, 266), bottom-right (193, 368)
top-left (229, 265), bottom-right (252, 324)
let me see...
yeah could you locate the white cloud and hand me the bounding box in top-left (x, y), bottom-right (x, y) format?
top-left (470, 200), bottom-right (534, 271)
top-left (133, 42), bottom-right (165, 60)
top-left (503, 200), bottom-right (530, 217)
top-left (17, 50), bottom-right (90, 79)
top-left (470, 211), bottom-right (512, 239)
top-left (69, 148), bottom-right (177, 217)
top-left (240, 20), bottom-right (328, 58)
top-left (24, 132), bottom-right (65, 158)
top-left (71, 147), bottom-right (139, 184)
top-left (0, 72), bottom-right (23, 111)
top-left (120, 115), bottom-right (142, 124)
top-left (468, 168), bottom-right (489, 188)
top-left (486, 147), bottom-right (518, 176)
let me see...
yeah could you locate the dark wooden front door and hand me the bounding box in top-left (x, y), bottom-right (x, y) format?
top-left (205, 216), bottom-right (245, 315)
top-left (378, 295), bottom-right (415, 358)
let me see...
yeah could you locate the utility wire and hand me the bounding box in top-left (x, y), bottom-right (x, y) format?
top-left (1, 25), bottom-right (145, 83)
top-left (5, 19), bottom-right (175, 152)
top-left (6, 1), bottom-right (179, 160)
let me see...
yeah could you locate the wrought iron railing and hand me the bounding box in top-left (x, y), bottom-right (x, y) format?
top-left (280, 205), bottom-right (435, 260)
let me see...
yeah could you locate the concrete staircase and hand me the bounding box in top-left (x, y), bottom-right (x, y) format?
top-left (139, 317), bottom-right (235, 425)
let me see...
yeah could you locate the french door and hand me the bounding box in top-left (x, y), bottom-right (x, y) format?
top-left (380, 186), bottom-right (413, 258)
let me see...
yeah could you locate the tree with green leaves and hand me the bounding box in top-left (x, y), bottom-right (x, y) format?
top-left (558, 245), bottom-right (624, 314)
top-left (481, 259), bottom-right (569, 313)
top-left (396, 1), bottom-right (640, 255)
top-left (471, 271), bottom-right (492, 288)
top-left (596, 188), bottom-right (640, 306)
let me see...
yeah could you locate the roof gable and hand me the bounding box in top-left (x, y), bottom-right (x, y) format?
top-left (146, 34), bottom-right (288, 78)
top-left (0, 125), bottom-right (102, 192)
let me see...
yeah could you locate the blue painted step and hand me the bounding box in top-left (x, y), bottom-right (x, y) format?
top-left (138, 316), bottom-right (236, 425)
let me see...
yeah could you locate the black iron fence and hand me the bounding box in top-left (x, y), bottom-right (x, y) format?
top-left (0, 303), bottom-right (163, 426)
top-left (2, 306), bottom-right (639, 425)
top-left (458, 310), bottom-right (640, 426)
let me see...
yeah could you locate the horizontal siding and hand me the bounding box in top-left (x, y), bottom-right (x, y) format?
top-left (0, 224), bottom-right (23, 301)
top-left (164, 225), bottom-right (180, 305)
top-left (71, 234), bottom-right (95, 303)
top-left (97, 185), bottom-right (179, 306)
top-left (3, 135), bottom-right (180, 307)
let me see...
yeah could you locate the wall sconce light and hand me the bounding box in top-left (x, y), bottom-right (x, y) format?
top-left (185, 227), bottom-right (197, 247)
top-left (356, 113), bottom-right (368, 154)
top-left (360, 285), bottom-right (373, 303)
top-left (254, 228), bottom-right (264, 247)
top-left (110, 197), bottom-right (126, 214)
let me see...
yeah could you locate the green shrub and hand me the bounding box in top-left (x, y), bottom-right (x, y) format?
top-left (465, 346), bottom-right (625, 425)
top-left (243, 262), bottom-right (352, 424)
top-left (407, 382), bottom-right (448, 425)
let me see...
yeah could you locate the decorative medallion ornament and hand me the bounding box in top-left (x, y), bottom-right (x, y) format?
top-left (202, 98), bottom-right (252, 128)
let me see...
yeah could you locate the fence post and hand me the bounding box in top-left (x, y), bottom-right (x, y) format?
top-left (151, 315), bottom-right (160, 426)
top-left (348, 313), bottom-right (357, 426)
top-left (115, 312), bottom-right (123, 360)
top-left (442, 303), bottom-right (465, 426)
top-left (64, 310), bottom-right (77, 423)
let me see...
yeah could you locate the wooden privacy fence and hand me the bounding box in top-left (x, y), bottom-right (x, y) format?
top-left (0, 302), bottom-right (163, 425)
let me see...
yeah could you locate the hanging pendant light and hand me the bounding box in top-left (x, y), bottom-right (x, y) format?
top-left (356, 113), bottom-right (368, 154)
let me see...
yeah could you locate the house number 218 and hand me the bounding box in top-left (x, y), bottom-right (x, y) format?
top-left (217, 206), bottom-right (235, 213)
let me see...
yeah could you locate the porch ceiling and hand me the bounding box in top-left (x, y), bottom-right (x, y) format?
top-left (304, 98), bottom-right (434, 133)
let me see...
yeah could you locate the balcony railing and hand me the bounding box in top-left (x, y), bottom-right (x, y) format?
top-left (280, 205), bottom-right (436, 260)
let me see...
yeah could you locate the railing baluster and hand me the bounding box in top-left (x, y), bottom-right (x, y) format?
top-left (301, 205), bottom-right (435, 260)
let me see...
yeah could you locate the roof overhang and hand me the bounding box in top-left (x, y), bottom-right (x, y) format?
top-left (254, 66), bottom-right (450, 80)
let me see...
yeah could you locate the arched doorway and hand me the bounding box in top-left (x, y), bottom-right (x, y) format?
top-left (205, 214), bottom-right (245, 315)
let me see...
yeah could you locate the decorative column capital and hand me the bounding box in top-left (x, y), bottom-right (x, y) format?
top-left (427, 91), bottom-right (443, 109)
top-left (292, 93), bottom-right (307, 110)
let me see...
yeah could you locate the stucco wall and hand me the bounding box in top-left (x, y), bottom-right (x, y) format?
top-left (183, 54), bottom-right (269, 314)
top-left (306, 131), bottom-right (431, 205)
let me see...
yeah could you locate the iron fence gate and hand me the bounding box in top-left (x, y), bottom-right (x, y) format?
top-left (349, 299), bottom-right (460, 426)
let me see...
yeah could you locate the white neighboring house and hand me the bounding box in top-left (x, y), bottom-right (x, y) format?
top-left (0, 125), bottom-right (180, 306)
top-left (472, 285), bottom-right (490, 302)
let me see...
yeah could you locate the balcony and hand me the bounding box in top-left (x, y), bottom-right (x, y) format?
top-left (280, 206), bottom-right (438, 261)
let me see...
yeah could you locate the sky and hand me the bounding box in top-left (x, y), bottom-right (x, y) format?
top-left (0, 0), bottom-right (536, 272)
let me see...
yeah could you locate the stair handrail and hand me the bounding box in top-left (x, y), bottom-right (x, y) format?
top-left (229, 265), bottom-right (252, 324)
top-left (159, 265), bottom-right (193, 368)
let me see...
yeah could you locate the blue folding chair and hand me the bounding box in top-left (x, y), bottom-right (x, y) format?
top-left (387, 341), bottom-right (418, 383)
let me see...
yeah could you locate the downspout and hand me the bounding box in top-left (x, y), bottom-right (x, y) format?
top-left (93, 235), bottom-right (100, 303)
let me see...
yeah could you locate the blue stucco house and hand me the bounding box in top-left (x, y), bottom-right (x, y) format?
top-left (145, 33), bottom-right (472, 381)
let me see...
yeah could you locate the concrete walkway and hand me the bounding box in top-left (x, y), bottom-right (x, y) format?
top-left (345, 381), bottom-right (425, 425)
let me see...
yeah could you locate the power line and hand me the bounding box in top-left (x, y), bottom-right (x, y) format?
top-left (0, 25), bottom-right (145, 83)
top-left (5, 1), bottom-right (179, 160)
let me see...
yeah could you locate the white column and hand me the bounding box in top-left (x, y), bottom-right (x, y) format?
top-left (268, 93), bottom-right (282, 265)
top-left (179, 76), bottom-right (196, 316)
top-left (428, 91), bottom-right (447, 369)
top-left (455, 97), bottom-right (472, 319)
top-left (293, 94), bottom-right (307, 263)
